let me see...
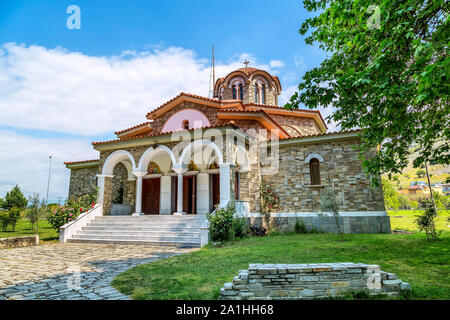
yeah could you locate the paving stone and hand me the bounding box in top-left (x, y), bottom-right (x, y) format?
top-left (0, 243), bottom-right (195, 300)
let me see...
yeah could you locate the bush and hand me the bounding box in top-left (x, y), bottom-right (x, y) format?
top-left (415, 198), bottom-right (440, 241)
top-left (207, 204), bottom-right (235, 243)
top-left (47, 187), bottom-right (98, 232)
top-left (0, 208), bottom-right (21, 232)
top-left (249, 226), bottom-right (266, 237)
top-left (232, 218), bottom-right (248, 239)
top-left (294, 218), bottom-right (307, 234)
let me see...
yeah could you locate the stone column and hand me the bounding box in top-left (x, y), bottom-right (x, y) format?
top-left (160, 175), bottom-right (172, 215)
top-left (172, 166), bottom-right (187, 215)
top-left (219, 163), bottom-right (232, 207)
top-left (96, 174), bottom-right (114, 204)
top-left (132, 171), bottom-right (147, 216)
top-left (196, 172), bottom-right (209, 215)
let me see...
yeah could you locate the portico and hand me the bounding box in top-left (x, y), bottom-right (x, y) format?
top-left (96, 135), bottom-right (247, 216)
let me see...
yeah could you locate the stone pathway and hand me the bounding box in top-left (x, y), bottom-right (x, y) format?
top-left (0, 243), bottom-right (196, 300)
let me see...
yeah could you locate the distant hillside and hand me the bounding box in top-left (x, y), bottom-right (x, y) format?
top-left (381, 150), bottom-right (450, 190)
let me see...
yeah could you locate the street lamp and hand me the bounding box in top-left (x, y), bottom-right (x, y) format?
top-left (45, 155), bottom-right (52, 206)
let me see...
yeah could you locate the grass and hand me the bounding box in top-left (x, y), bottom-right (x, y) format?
top-left (0, 218), bottom-right (59, 243)
top-left (112, 232), bottom-right (450, 300)
top-left (388, 209), bottom-right (449, 232)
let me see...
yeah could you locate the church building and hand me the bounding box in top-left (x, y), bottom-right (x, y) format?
top-left (64, 65), bottom-right (390, 246)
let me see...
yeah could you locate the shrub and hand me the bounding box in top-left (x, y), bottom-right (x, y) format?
top-left (415, 198), bottom-right (440, 241)
top-left (232, 218), bottom-right (248, 239)
top-left (249, 226), bottom-right (266, 237)
top-left (7, 207), bottom-right (20, 232)
top-left (0, 211), bottom-right (9, 231)
top-left (260, 184), bottom-right (278, 230)
top-left (294, 218), bottom-right (307, 234)
top-left (0, 208), bottom-right (21, 232)
top-left (47, 187), bottom-right (98, 232)
top-left (207, 204), bottom-right (235, 242)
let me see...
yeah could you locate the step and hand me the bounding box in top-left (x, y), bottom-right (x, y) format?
top-left (83, 226), bottom-right (202, 231)
top-left (87, 224), bottom-right (204, 229)
top-left (68, 238), bottom-right (200, 248)
top-left (72, 233), bottom-right (200, 241)
top-left (95, 216), bottom-right (206, 220)
top-left (76, 230), bottom-right (201, 237)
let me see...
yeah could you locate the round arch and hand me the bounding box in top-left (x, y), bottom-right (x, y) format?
top-left (138, 145), bottom-right (177, 173)
top-left (178, 139), bottom-right (224, 167)
top-left (102, 150), bottom-right (136, 175)
top-left (233, 146), bottom-right (250, 172)
top-left (305, 153), bottom-right (324, 163)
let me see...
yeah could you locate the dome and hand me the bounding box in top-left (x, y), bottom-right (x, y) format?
top-left (213, 65), bottom-right (282, 105)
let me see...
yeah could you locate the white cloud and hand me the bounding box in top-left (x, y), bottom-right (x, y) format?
top-left (294, 54), bottom-right (305, 69)
top-left (0, 130), bottom-right (97, 203)
top-left (0, 44), bottom-right (288, 136)
top-left (269, 60), bottom-right (285, 69)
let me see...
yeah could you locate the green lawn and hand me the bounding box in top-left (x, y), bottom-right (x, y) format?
top-left (112, 232), bottom-right (450, 300)
top-left (388, 209), bottom-right (449, 232)
top-left (0, 218), bottom-right (59, 243)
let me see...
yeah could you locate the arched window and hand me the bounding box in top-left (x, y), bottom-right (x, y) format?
top-left (309, 158), bottom-right (321, 185)
top-left (261, 85), bottom-right (266, 104)
top-left (239, 84), bottom-right (243, 101)
top-left (255, 86), bottom-right (259, 103)
top-left (182, 120), bottom-right (189, 130)
top-left (232, 86), bottom-right (237, 99)
top-left (147, 162), bottom-right (161, 174)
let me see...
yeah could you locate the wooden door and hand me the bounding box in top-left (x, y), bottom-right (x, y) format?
top-left (183, 176), bottom-right (196, 214)
top-left (211, 173), bottom-right (220, 210)
top-left (142, 178), bottom-right (160, 215)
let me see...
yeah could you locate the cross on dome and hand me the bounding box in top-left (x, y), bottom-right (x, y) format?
top-left (243, 60), bottom-right (250, 67)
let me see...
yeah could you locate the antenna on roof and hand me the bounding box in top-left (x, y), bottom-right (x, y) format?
top-left (208, 44), bottom-right (215, 98)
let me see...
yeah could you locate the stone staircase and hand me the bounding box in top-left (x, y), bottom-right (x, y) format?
top-left (67, 215), bottom-right (207, 248)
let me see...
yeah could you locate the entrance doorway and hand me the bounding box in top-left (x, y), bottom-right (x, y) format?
top-left (183, 176), bottom-right (196, 214)
top-left (210, 173), bottom-right (220, 211)
top-left (142, 178), bottom-right (160, 215)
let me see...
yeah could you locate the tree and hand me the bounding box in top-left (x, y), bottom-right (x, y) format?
top-left (320, 187), bottom-right (344, 241)
top-left (416, 169), bottom-right (426, 178)
top-left (3, 185), bottom-right (27, 210)
top-left (446, 176), bottom-right (450, 184)
top-left (286, 1), bottom-right (449, 183)
top-left (27, 193), bottom-right (41, 234)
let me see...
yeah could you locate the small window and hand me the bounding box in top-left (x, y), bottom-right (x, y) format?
top-left (309, 158), bottom-right (321, 185)
top-left (239, 84), bottom-right (243, 101)
top-left (232, 86), bottom-right (237, 99)
top-left (255, 86), bottom-right (259, 103)
top-left (262, 85), bottom-right (266, 104)
top-left (235, 171), bottom-right (240, 200)
top-left (182, 120), bottom-right (189, 130)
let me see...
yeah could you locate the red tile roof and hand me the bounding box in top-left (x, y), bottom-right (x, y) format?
top-left (115, 122), bottom-right (151, 135)
top-left (145, 92), bottom-right (243, 119)
top-left (279, 129), bottom-right (362, 140)
top-left (64, 159), bottom-right (99, 165)
top-left (93, 122), bottom-right (240, 146)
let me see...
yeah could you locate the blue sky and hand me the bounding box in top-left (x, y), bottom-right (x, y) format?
top-left (0, 0), bottom-right (330, 203)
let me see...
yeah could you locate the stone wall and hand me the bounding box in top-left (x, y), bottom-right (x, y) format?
top-left (219, 263), bottom-right (411, 300)
top-left (0, 235), bottom-right (39, 249)
top-left (262, 139), bottom-right (386, 212)
top-left (243, 214), bottom-right (391, 234)
top-left (269, 115), bottom-right (321, 136)
top-left (68, 165), bottom-right (99, 199)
